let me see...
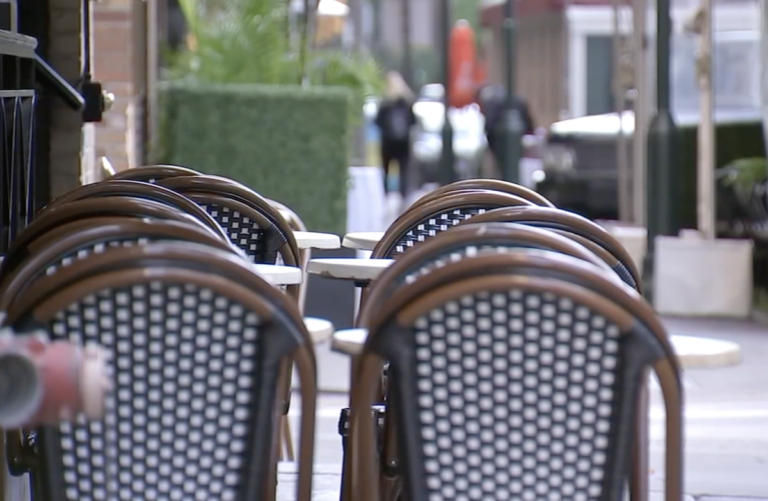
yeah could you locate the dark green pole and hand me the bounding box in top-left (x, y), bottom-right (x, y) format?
top-left (440, 0), bottom-right (455, 185)
top-left (373, 0), bottom-right (382, 53)
top-left (642, 0), bottom-right (680, 298)
top-left (402, 0), bottom-right (413, 87)
top-left (497, 0), bottom-right (523, 183)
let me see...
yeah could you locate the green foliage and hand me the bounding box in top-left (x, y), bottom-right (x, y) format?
top-left (376, 45), bottom-right (441, 89)
top-left (169, 0), bottom-right (298, 84)
top-left (450, 0), bottom-right (482, 34)
top-left (159, 0), bottom-right (386, 233)
top-left (167, 0), bottom-right (384, 102)
top-left (157, 82), bottom-right (352, 234)
top-left (718, 157), bottom-right (768, 206)
top-left (679, 120), bottom-right (766, 228)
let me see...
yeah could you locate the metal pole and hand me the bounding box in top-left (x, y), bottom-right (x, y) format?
top-left (762, 0), bottom-right (768, 152)
top-left (695, 0), bottom-right (715, 239)
top-left (372, 0), bottom-right (382, 54)
top-left (402, 0), bottom-right (413, 88)
top-left (498, 0), bottom-right (522, 184)
top-left (352, 0), bottom-right (363, 52)
top-left (632, 0), bottom-right (648, 227)
top-left (613, 0), bottom-right (632, 222)
top-left (643, 0), bottom-right (680, 297)
top-left (440, 0), bottom-right (455, 185)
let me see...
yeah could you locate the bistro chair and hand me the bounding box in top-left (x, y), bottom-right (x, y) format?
top-left (106, 164), bottom-right (202, 183)
top-left (348, 251), bottom-right (683, 501)
top-left (0, 218), bottom-right (242, 311)
top-left (370, 191), bottom-right (536, 260)
top-left (157, 175), bottom-right (301, 275)
top-left (266, 199), bottom-right (310, 310)
top-left (38, 180), bottom-right (227, 241)
top-left (464, 206), bottom-right (642, 291)
top-left (338, 223), bottom-right (618, 501)
top-left (5, 242), bottom-right (318, 501)
top-left (157, 175), bottom-right (305, 461)
top-left (409, 179), bottom-right (556, 210)
top-left (0, 197), bottom-right (217, 280)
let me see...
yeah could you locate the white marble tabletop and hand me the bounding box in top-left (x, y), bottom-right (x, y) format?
top-left (331, 328), bottom-right (368, 355)
top-left (307, 258), bottom-right (394, 282)
top-left (341, 232), bottom-right (385, 251)
top-left (254, 264), bottom-right (303, 285)
top-left (331, 329), bottom-right (743, 370)
top-left (304, 317), bottom-right (335, 344)
top-left (670, 335), bottom-right (741, 369)
top-left (293, 231), bottom-right (341, 250)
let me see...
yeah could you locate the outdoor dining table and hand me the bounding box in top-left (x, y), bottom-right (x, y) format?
top-left (293, 231), bottom-right (341, 250)
top-left (254, 263), bottom-right (304, 285)
top-left (303, 316), bottom-right (335, 344)
top-left (306, 257), bottom-right (394, 282)
top-left (341, 232), bottom-right (385, 252)
top-left (329, 328), bottom-right (743, 369)
top-left (253, 263), bottom-right (337, 343)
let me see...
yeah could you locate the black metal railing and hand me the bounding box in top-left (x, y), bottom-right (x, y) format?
top-left (0, 28), bottom-right (36, 253)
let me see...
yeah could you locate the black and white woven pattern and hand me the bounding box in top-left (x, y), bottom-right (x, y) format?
top-left (391, 208), bottom-right (486, 256)
top-left (411, 289), bottom-right (620, 500)
top-left (47, 239), bottom-right (149, 276)
top-left (403, 244), bottom-right (528, 285)
top-left (201, 203), bottom-right (273, 263)
top-left (49, 281), bottom-right (261, 501)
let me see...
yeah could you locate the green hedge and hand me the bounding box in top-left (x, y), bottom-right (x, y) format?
top-left (157, 82), bottom-right (352, 235)
top-left (679, 120), bottom-right (765, 229)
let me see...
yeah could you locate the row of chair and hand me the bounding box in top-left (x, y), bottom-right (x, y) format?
top-left (319, 179), bottom-right (682, 500)
top-left (0, 165), bottom-right (323, 500)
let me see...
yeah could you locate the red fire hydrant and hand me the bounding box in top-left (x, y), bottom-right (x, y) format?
top-left (0, 330), bottom-right (110, 428)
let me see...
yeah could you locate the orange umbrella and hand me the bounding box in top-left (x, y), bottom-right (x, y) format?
top-left (448, 20), bottom-right (478, 109)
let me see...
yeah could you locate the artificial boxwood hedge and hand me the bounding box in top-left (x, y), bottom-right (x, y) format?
top-left (157, 82), bottom-right (352, 235)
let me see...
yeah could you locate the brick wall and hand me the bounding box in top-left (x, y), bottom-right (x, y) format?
top-left (91, 0), bottom-right (143, 173)
top-left (48, 0), bottom-right (84, 197)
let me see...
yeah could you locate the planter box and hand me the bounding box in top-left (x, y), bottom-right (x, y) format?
top-left (654, 233), bottom-right (754, 318)
top-left (597, 221), bottom-right (648, 276)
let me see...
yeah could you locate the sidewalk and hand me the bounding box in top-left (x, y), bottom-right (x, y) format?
top-left (283, 316), bottom-right (768, 500)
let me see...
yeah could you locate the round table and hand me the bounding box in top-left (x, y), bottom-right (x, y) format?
top-left (342, 232), bottom-right (385, 251)
top-left (331, 328), bottom-right (367, 355)
top-left (307, 258), bottom-right (394, 282)
top-left (253, 264), bottom-right (303, 285)
top-left (304, 317), bottom-right (335, 344)
top-left (293, 231), bottom-right (341, 250)
top-left (669, 335), bottom-right (741, 368)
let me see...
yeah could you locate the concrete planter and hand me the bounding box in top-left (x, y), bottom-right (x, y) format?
top-left (597, 222), bottom-right (648, 276)
top-left (653, 232), bottom-right (754, 318)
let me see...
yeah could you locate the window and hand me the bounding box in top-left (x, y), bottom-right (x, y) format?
top-left (663, 30), bottom-right (761, 113)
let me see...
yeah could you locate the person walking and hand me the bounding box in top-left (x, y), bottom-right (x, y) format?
top-left (477, 84), bottom-right (535, 167)
top-left (375, 72), bottom-right (417, 201)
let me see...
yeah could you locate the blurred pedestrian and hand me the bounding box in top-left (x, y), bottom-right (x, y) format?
top-left (375, 72), bottom-right (417, 199)
top-left (477, 84), bottom-right (535, 165)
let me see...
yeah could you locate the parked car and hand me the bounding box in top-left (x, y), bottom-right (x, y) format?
top-left (536, 108), bottom-right (764, 222)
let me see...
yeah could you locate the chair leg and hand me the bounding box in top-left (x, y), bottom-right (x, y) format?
top-left (282, 416), bottom-right (295, 462)
top-left (630, 373), bottom-right (650, 501)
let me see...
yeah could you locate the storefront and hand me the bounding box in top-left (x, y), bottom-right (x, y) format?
top-left (478, 0), bottom-right (763, 127)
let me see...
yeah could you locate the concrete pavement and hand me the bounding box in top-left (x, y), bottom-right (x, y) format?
top-left (279, 316), bottom-right (768, 500)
